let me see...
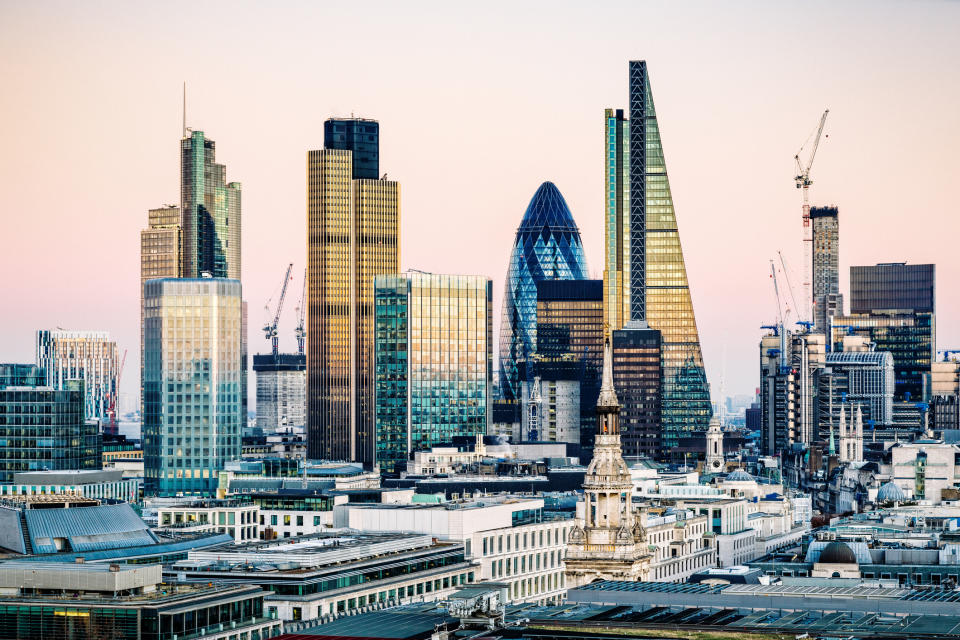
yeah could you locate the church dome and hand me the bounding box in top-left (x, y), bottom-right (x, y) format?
top-left (819, 541), bottom-right (857, 564)
top-left (725, 469), bottom-right (754, 482)
top-left (877, 481), bottom-right (906, 503)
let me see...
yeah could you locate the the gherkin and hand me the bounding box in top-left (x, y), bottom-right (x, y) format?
top-left (499, 182), bottom-right (588, 402)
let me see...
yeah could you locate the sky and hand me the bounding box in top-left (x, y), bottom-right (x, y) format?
top-left (1, 0), bottom-right (958, 410)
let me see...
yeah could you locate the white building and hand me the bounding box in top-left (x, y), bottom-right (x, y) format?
top-left (640, 509), bottom-right (717, 582)
top-left (887, 441), bottom-right (960, 504)
top-left (35, 329), bottom-right (118, 422)
top-left (151, 498), bottom-right (259, 543)
top-left (2, 470), bottom-right (140, 504)
top-left (676, 497), bottom-right (757, 568)
top-left (334, 497), bottom-right (573, 605)
top-left (253, 354), bottom-right (306, 432)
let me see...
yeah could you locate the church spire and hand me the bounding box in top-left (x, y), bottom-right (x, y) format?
top-left (597, 331), bottom-right (619, 409)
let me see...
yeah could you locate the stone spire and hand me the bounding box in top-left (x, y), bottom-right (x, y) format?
top-left (597, 332), bottom-right (619, 409)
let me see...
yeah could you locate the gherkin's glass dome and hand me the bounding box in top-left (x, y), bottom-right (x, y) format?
top-left (499, 182), bottom-right (588, 401)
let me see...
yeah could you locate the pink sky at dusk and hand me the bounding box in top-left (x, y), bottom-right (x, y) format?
top-left (1, 1), bottom-right (958, 408)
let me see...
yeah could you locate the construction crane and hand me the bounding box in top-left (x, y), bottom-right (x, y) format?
top-left (263, 263), bottom-right (294, 356)
top-left (295, 269), bottom-right (306, 356)
top-left (106, 349), bottom-right (127, 435)
top-left (794, 109), bottom-right (829, 325)
top-left (770, 260), bottom-right (789, 374)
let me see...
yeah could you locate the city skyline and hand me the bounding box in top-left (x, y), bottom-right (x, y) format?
top-left (2, 1), bottom-right (959, 404)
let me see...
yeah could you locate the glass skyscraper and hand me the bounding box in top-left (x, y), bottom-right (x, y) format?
top-left (180, 131), bottom-right (241, 279)
top-left (374, 273), bottom-right (492, 472)
top-left (603, 60), bottom-right (712, 452)
top-left (307, 118), bottom-right (399, 465)
top-left (499, 182), bottom-right (588, 403)
top-left (35, 330), bottom-right (119, 426)
top-left (850, 263), bottom-right (935, 314)
top-left (142, 278), bottom-right (243, 496)
top-left (323, 119), bottom-right (379, 180)
top-left (0, 366), bottom-right (100, 482)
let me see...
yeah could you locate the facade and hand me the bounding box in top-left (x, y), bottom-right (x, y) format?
top-left (0, 369), bottom-right (100, 483)
top-left (0, 561), bottom-right (279, 640)
top-left (830, 311), bottom-right (934, 400)
top-left (307, 118), bottom-right (400, 465)
top-left (889, 441), bottom-right (960, 503)
top-left (323, 118), bottom-right (379, 179)
top-left (35, 330), bottom-right (118, 425)
top-left (759, 330), bottom-right (826, 455)
top-left (180, 130), bottom-right (241, 279)
top-left (565, 337), bottom-right (650, 586)
top-left (850, 262), bottom-right (935, 314)
top-left (612, 326), bottom-right (662, 459)
top-left (154, 498), bottom-right (260, 543)
top-left (705, 416), bottom-right (724, 472)
top-left (603, 61), bottom-right (712, 450)
top-left (811, 206), bottom-right (843, 332)
top-left (336, 497), bottom-right (574, 605)
top-left (1, 469), bottom-right (139, 504)
top-left (142, 278), bottom-right (243, 496)
top-left (374, 273), bottom-right (492, 472)
top-left (520, 363), bottom-right (580, 445)
top-left (253, 353), bottom-right (306, 432)
top-left (535, 279), bottom-right (603, 444)
top-left (498, 182), bottom-right (588, 403)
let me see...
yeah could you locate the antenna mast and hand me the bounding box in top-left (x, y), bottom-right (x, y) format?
top-left (182, 81), bottom-right (187, 138)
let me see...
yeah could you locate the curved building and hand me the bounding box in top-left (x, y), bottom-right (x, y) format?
top-left (499, 182), bottom-right (588, 401)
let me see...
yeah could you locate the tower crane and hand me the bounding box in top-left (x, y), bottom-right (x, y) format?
top-left (770, 260), bottom-right (790, 374)
top-left (106, 349), bottom-right (127, 435)
top-left (794, 109), bottom-right (829, 325)
top-left (263, 263), bottom-right (294, 356)
top-left (295, 269), bottom-right (306, 356)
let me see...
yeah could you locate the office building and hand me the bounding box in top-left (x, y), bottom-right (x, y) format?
top-left (0, 367), bottom-right (100, 482)
top-left (830, 311), bottom-right (933, 400)
top-left (759, 330), bottom-right (826, 455)
top-left (0, 469), bottom-right (139, 504)
top-left (498, 182), bottom-right (588, 403)
top-left (307, 117), bottom-right (399, 465)
top-left (373, 273), bottom-right (492, 472)
top-left (817, 351), bottom-right (894, 429)
top-left (180, 130), bottom-right (241, 279)
top-left (0, 561), bottom-right (280, 640)
top-left (253, 354), bottom-right (306, 432)
top-left (520, 361), bottom-right (580, 444)
top-left (171, 532), bottom-right (474, 622)
top-left (850, 262), bottom-right (935, 314)
top-left (142, 278), bottom-right (243, 496)
top-left (612, 326), bottom-right (662, 458)
top-left (603, 61), bottom-right (712, 450)
top-left (811, 206), bottom-right (843, 332)
top-left (536, 279), bottom-right (603, 444)
top-left (35, 330), bottom-right (119, 425)
top-left (336, 496), bottom-right (573, 605)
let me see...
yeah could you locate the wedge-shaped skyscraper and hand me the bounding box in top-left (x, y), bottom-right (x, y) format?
top-left (603, 61), bottom-right (711, 451)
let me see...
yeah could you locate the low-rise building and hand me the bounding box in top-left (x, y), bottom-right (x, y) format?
top-left (151, 498), bottom-right (259, 543)
top-left (1, 469), bottom-right (140, 504)
top-left (334, 496), bottom-right (573, 604)
top-left (0, 560), bottom-right (281, 640)
top-left (169, 531), bottom-right (475, 623)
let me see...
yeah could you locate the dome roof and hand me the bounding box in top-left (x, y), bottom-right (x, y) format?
top-left (819, 541), bottom-right (857, 564)
top-left (725, 469), bottom-right (754, 482)
top-left (877, 481), bottom-right (906, 503)
top-left (518, 182), bottom-right (580, 233)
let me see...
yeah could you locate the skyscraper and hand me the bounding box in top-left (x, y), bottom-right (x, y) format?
top-left (142, 278), bottom-right (243, 496)
top-left (35, 330), bottom-right (119, 427)
top-left (141, 205), bottom-right (181, 415)
top-left (373, 273), bottom-right (492, 472)
top-left (0, 366), bottom-right (100, 482)
top-left (307, 118), bottom-right (399, 465)
top-left (499, 182), bottom-right (588, 403)
top-left (180, 130), bottom-right (241, 279)
top-left (253, 353), bottom-right (306, 433)
top-left (603, 60), bottom-right (711, 451)
top-left (811, 206), bottom-right (843, 332)
top-left (850, 263), bottom-right (935, 314)
top-left (612, 326), bottom-right (662, 459)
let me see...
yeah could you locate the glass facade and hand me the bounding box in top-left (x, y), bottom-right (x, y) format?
top-left (253, 354), bottom-right (306, 431)
top-left (536, 279), bottom-right (603, 445)
top-left (811, 206), bottom-right (843, 332)
top-left (35, 330), bottom-right (118, 426)
top-left (612, 327), bottom-right (662, 458)
top-left (180, 131), bottom-right (241, 279)
top-left (143, 278), bottom-right (243, 496)
top-left (499, 182), bottom-right (588, 402)
top-left (307, 123), bottom-right (400, 464)
top-left (850, 263), bottom-right (935, 314)
top-left (323, 118), bottom-right (379, 180)
top-left (830, 311), bottom-right (934, 401)
top-left (0, 373), bottom-right (100, 482)
top-left (374, 273), bottom-right (492, 472)
top-left (604, 61), bottom-right (712, 451)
